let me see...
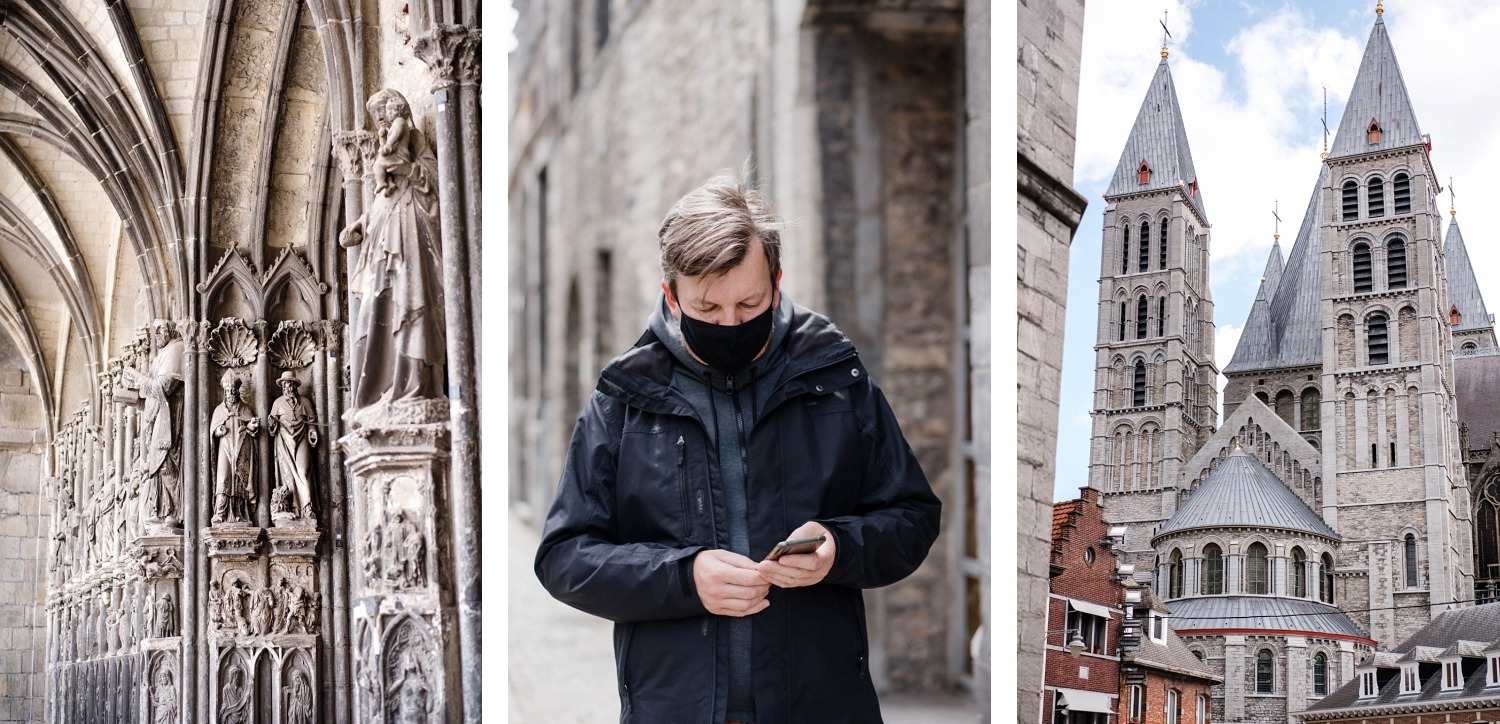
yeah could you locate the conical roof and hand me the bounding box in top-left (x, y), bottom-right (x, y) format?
top-left (1105, 58), bottom-right (1207, 219)
top-left (1225, 240), bottom-right (1284, 371)
top-left (1328, 14), bottom-right (1423, 159)
top-left (1154, 447), bottom-right (1338, 540)
top-left (1225, 168), bottom-right (1326, 373)
top-left (1444, 217), bottom-right (1493, 332)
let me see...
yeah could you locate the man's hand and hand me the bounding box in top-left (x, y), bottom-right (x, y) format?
top-left (758, 521), bottom-right (836, 589)
top-left (693, 549), bottom-right (771, 617)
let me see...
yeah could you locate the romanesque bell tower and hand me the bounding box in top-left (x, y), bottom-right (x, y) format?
top-left (1091, 48), bottom-right (1219, 568)
top-left (1315, 8), bottom-right (1473, 648)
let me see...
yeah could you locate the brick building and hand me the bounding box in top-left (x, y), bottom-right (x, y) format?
top-left (1297, 603), bottom-right (1500, 724)
top-left (1122, 587), bottom-right (1222, 724)
top-left (1046, 487), bottom-right (1128, 724)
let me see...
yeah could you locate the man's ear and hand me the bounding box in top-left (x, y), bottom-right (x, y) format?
top-left (661, 280), bottom-right (680, 319)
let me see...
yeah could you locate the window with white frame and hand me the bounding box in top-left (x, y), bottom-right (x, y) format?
top-left (1359, 670), bottom-right (1377, 698)
top-left (1400, 664), bottom-right (1420, 694)
top-left (1130, 685), bottom-right (1145, 720)
top-left (1151, 613), bottom-right (1165, 642)
top-left (1066, 605), bottom-right (1109, 656)
top-left (1444, 660), bottom-right (1463, 690)
top-left (1167, 689), bottom-right (1180, 724)
top-left (1197, 694), bottom-right (1207, 724)
top-left (1489, 655), bottom-right (1500, 686)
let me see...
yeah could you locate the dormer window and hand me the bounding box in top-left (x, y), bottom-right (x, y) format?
top-left (1359, 669), bottom-right (1378, 698)
top-left (1443, 659), bottom-right (1463, 690)
top-left (1138, 160), bottom-right (1152, 184)
top-left (1452, 305), bottom-right (1462, 326)
top-left (1488, 654), bottom-right (1500, 686)
top-left (1368, 118), bottom-right (1383, 145)
top-left (1400, 663), bottom-right (1420, 694)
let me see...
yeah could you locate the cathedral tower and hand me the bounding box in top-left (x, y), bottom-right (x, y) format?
top-left (1314, 12), bottom-right (1472, 647)
top-left (1091, 50), bottom-right (1219, 566)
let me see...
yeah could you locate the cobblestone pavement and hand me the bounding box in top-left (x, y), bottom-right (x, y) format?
top-left (509, 511), bottom-right (980, 722)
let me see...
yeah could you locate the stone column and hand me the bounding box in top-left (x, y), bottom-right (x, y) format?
top-left (1224, 635), bottom-right (1247, 722)
top-left (343, 414), bottom-right (457, 724)
top-left (1285, 636), bottom-right (1307, 724)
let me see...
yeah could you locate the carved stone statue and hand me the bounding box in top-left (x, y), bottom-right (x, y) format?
top-left (340, 88), bottom-right (445, 415)
top-left (125, 321), bottom-right (184, 528)
top-left (286, 668), bottom-right (314, 724)
top-left (224, 579), bottom-right (251, 636)
top-left (386, 644), bottom-right (431, 724)
top-left (269, 371), bottom-right (318, 522)
top-left (361, 525), bottom-right (383, 582)
top-left (151, 665), bottom-right (177, 724)
top-left (151, 591), bottom-right (176, 638)
top-left (385, 510), bottom-right (426, 588)
top-left (252, 586), bottom-right (276, 636)
top-left (219, 663), bottom-right (251, 724)
top-left (207, 581), bottom-right (224, 629)
top-left (211, 374), bottom-right (261, 525)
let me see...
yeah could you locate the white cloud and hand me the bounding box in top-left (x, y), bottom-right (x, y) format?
top-left (1214, 322), bottom-right (1243, 418)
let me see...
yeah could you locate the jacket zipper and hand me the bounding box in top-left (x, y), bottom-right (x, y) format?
top-left (677, 435), bottom-right (689, 538)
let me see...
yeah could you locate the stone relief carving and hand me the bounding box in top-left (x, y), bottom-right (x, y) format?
top-left (209, 318), bottom-right (260, 369)
top-left (219, 660), bottom-right (253, 724)
top-left (269, 321), bottom-right (317, 369)
top-left (387, 510), bottom-right (426, 589)
top-left (286, 667), bottom-right (315, 724)
top-left (278, 577), bottom-right (318, 635)
top-left (341, 88), bottom-right (445, 419)
top-left (224, 579), bottom-right (252, 636)
top-left (211, 373), bottom-right (262, 525)
top-left (386, 622), bottom-right (435, 723)
top-left (124, 320), bottom-right (185, 529)
top-left (151, 590), bottom-right (177, 638)
top-left (270, 371), bottom-right (318, 524)
top-left (252, 585), bottom-right (277, 635)
top-left (151, 662), bottom-right (177, 724)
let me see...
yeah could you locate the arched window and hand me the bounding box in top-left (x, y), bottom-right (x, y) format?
top-left (1140, 221), bottom-right (1151, 272)
top-left (1301, 388), bottom-right (1321, 431)
top-left (1169, 549), bottom-right (1184, 598)
top-left (1368, 313), bottom-right (1389, 365)
top-left (1247, 542), bottom-right (1269, 594)
top-left (1160, 218), bottom-right (1169, 270)
top-left (1119, 301), bottom-right (1128, 341)
top-left (1387, 239), bottom-right (1407, 289)
top-left (1394, 172), bottom-right (1411, 214)
top-left (1405, 533), bottom-right (1419, 587)
top-left (1133, 361), bottom-right (1146, 407)
top-left (1137, 295), bottom-right (1149, 340)
top-left (1314, 653), bottom-right (1329, 696)
top-left (1122, 225), bottom-right (1131, 275)
top-left (1256, 649), bottom-right (1274, 693)
top-left (1203, 543), bottom-right (1224, 595)
top-left (1291, 547), bottom-right (1307, 597)
top-left (1321, 552), bottom-right (1335, 603)
top-left (1342, 180), bottom-right (1359, 220)
top-left (1353, 242), bottom-right (1373, 293)
top-left (1368, 175), bottom-right (1385, 217)
top-left (1158, 297), bottom-right (1166, 337)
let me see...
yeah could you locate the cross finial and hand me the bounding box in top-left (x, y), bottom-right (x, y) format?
top-left (1273, 200), bottom-right (1282, 242)
top-left (1160, 9), bottom-right (1172, 59)
top-left (1450, 177), bottom-right (1457, 216)
top-left (1320, 86), bottom-right (1330, 160)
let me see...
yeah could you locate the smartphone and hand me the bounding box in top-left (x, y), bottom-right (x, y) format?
top-left (764, 535), bottom-right (827, 561)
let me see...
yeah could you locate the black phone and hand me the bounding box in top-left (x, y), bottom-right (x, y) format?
top-left (764, 535), bottom-right (827, 561)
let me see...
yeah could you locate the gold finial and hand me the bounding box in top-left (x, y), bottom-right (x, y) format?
top-left (1376, 1), bottom-right (1384, 15)
top-left (1162, 45), bottom-right (1169, 60)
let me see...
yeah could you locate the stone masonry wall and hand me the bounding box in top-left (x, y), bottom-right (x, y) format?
top-left (0, 337), bottom-right (47, 723)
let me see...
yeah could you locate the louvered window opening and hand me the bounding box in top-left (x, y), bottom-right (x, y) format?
top-left (1388, 240), bottom-right (1407, 289)
top-left (1342, 180), bottom-right (1359, 220)
top-left (1122, 226), bottom-right (1131, 275)
top-left (1202, 544), bottom-right (1224, 594)
top-left (1247, 543), bottom-right (1269, 594)
top-left (1368, 176), bottom-right (1385, 217)
top-left (1137, 296), bottom-right (1148, 340)
top-left (1119, 302), bottom-right (1127, 342)
top-left (1133, 361), bottom-right (1146, 407)
top-left (1394, 172), bottom-right (1411, 214)
top-left (1369, 313), bottom-right (1389, 365)
top-left (1158, 297), bottom-right (1165, 337)
top-left (1353, 243), bottom-right (1373, 293)
top-left (1140, 222), bottom-right (1151, 272)
top-left (1159, 219), bottom-right (1168, 270)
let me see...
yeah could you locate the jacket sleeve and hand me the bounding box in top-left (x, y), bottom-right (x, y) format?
top-left (815, 379), bottom-right (942, 589)
top-left (534, 390), bottom-right (711, 623)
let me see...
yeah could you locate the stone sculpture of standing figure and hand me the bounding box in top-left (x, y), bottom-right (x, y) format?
top-left (151, 666), bottom-right (177, 724)
top-left (286, 669), bottom-right (314, 724)
top-left (152, 591), bottom-right (176, 638)
top-left (220, 664), bottom-right (251, 724)
top-left (211, 374), bottom-right (261, 525)
top-left (340, 88), bottom-right (445, 415)
top-left (385, 510), bottom-right (426, 588)
top-left (269, 371), bottom-right (318, 521)
top-left (124, 321), bottom-right (183, 527)
top-left (252, 586), bottom-right (277, 636)
top-left (224, 579), bottom-right (250, 636)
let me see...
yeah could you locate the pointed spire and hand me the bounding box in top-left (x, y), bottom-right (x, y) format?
top-left (1226, 238), bottom-right (1285, 372)
top-left (1105, 58), bottom-right (1207, 219)
top-left (1445, 215), bottom-right (1494, 332)
top-left (1328, 9), bottom-right (1424, 159)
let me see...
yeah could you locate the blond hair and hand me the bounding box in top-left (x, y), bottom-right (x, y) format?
top-left (658, 174), bottom-right (782, 293)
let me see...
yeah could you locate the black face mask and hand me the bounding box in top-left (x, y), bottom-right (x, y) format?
top-left (679, 301), bottom-right (775, 374)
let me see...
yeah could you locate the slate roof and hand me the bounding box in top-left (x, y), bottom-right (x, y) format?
top-left (1304, 604), bottom-right (1500, 714)
top-left (1154, 447), bottom-right (1338, 540)
top-left (1105, 59), bottom-right (1207, 220)
top-left (1328, 14), bottom-right (1424, 159)
top-left (1455, 355), bottom-right (1500, 451)
top-left (1445, 218), bottom-right (1494, 332)
top-left (1167, 596), bottom-right (1369, 640)
top-left (1225, 169), bottom-right (1326, 373)
top-left (1132, 625), bottom-right (1223, 683)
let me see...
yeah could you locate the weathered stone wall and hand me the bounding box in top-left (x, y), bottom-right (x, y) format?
top-left (0, 335), bottom-right (45, 723)
top-left (965, 0), bottom-right (992, 713)
top-left (1017, 0), bottom-right (1088, 720)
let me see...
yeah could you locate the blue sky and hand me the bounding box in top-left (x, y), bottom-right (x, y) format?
top-left (1053, 0), bottom-right (1500, 501)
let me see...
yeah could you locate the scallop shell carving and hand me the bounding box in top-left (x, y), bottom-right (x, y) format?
top-left (269, 323), bottom-right (317, 370)
top-left (208, 320), bottom-right (259, 369)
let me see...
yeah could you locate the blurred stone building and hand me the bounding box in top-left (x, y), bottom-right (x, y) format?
top-left (0, 0), bottom-right (482, 721)
top-left (507, 0), bottom-right (991, 711)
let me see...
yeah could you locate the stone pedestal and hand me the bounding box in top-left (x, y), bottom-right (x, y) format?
top-left (342, 406), bottom-right (456, 724)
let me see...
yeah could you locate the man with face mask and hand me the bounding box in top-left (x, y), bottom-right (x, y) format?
top-left (536, 174), bottom-right (941, 723)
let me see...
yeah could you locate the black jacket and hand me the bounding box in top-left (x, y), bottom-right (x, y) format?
top-left (535, 302), bottom-right (941, 723)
